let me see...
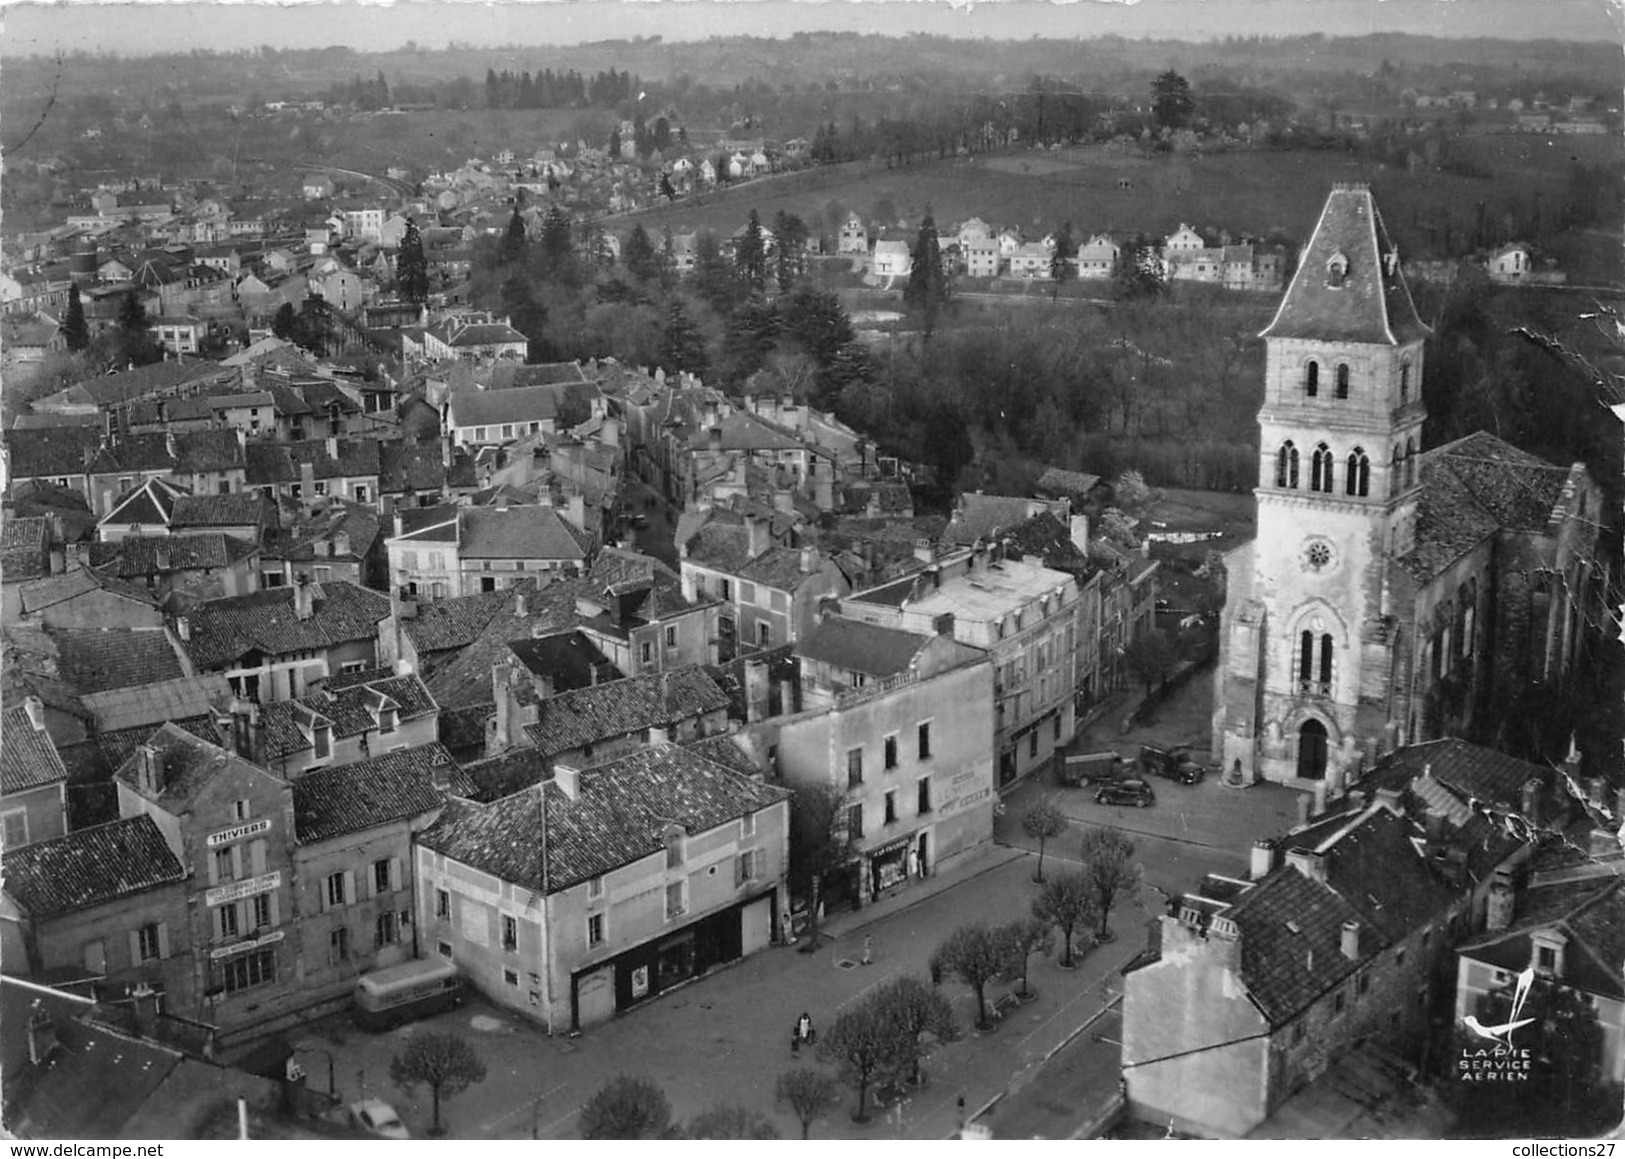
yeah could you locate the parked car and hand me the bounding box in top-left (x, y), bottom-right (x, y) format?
top-left (1138, 744), bottom-right (1204, 784)
top-left (1058, 750), bottom-right (1124, 787)
top-left (1096, 778), bottom-right (1156, 807)
top-left (350, 1099), bottom-right (410, 1140)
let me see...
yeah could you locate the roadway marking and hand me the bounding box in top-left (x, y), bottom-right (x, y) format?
top-left (835, 965), bottom-right (900, 1012)
top-left (484, 1080), bottom-right (570, 1133)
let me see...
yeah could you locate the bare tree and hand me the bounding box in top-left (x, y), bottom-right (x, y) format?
top-left (775, 1068), bottom-right (841, 1139)
top-left (388, 1031), bottom-right (488, 1137)
top-left (872, 975), bottom-right (958, 1086)
top-left (1080, 827), bottom-right (1142, 942)
top-left (998, 916), bottom-right (1054, 999)
top-left (1032, 870), bottom-right (1096, 967)
top-left (930, 923), bottom-right (1006, 1030)
top-left (789, 781), bottom-right (860, 952)
top-left (1020, 800), bottom-right (1068, 882)
top-left (818, 996), bottom-right (907, 1123)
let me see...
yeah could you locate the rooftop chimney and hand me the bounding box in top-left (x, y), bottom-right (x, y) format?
top-left (708, 426), bottom-right (723, 454)
top-left (299, 458), bottom-right (317, 504)
top-left (23, 695), bottom-right (45, 732)
top-left (552, 763), bottom-right (580, 801)
top-left (914, 538), bottom-right (935, 565)
top-left (293, 576), bottom-right (314, 620)
top-left (333, 530), bottom-right (351, 557)
top-left (799, 545), bottom-right (818, 575)
top-left (647, 726), bottom-right (670, 747)
top-left (393, 512), bottom-right (404, 538)
top-left (745, 515), bottom-right (767, 560)
top-left (1485, 867), bottom-right (1516, 932)
top-left (441, 435), bottom-right (453, 469)
top-left (1249, 839), bottom-right (1273, 880)
top-left (130, 982), bottom-right (160, 1039)
top-left (176, 616), bottom-right (192, 641)
top-left (775, 487), bottom-right (794, 515)
top-left (1284, 847), bottom-right (1325, 883)
top-left (165, 431), bottom-right (178, 461)
top-left (1519, 777), bottom-right (1544, 830)
top-left (515, 590), bottom-right (528, 618)
top-left (1340, 920), bottom-right (1360, 961)
top-left (136, 743), bottom-right (163, 795)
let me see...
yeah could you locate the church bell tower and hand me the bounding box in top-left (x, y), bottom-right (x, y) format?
top-left (1214, 184), bottom-right (1431, 789)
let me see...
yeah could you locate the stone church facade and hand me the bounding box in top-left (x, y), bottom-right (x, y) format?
top-left (1214, 184), bottom-right (1602, 792)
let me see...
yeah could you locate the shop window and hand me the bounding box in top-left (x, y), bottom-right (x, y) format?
top-left (223, 949), bottom-right (276, 994)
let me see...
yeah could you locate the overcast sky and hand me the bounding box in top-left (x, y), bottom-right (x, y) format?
top-left (3, 0), bottom-right (1620, 56)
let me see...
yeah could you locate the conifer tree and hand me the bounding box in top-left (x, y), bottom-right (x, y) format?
top-left (903, 212), bottom-right (949, 336)
top-left (397, 219), bottom-right (430, 304)
top-left (63, 283), bottom-right (90, 352)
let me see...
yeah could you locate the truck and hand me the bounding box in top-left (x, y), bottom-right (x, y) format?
top-left (1138, 744), bottom-right (1205, 784)
top-left (1058, 750), bottom-right (1125, 787)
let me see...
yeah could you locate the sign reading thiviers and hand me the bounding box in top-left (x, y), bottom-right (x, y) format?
top-left (206, 819), bottom-right (272, 847)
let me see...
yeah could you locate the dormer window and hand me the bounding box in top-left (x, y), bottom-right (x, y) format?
top-left (313, 724), bottom-right (331, 759)
top-left (1326, 252), bottom-right (1349, 286)
top-left (378, 707), bottom-right (396, 734)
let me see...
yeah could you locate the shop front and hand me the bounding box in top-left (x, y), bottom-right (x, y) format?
top-left (572, 890), bottom-right (778, 1029)
top-left (866, 829), bottom-right (931, 903)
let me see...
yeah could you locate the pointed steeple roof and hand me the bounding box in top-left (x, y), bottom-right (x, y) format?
top-left (1261, 184), bottom-right (1429, 346)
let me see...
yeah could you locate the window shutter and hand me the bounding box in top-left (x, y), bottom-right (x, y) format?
top-left (207, 852), bottom-right (219, 887)
top-left (734, 856), bottom-right (744, 887)
top-left (128, 930), bottom-right (142, 966)
top-left (343, 871), bottom-right (355, 906)
top-left (390, 858), bottom-right (403, 894)
top-left (268, 892), bottom-right (281, 927)
top-left (230, 844), bottom-right (244, 879)
top-left (366, 864), bottom-right (377, 900)
top-left (321, 878), bottom-right (331, 913)
top-left (157, 923), bottom-right (170, 959)
top-left (250, 839), bottom-right (267, 876)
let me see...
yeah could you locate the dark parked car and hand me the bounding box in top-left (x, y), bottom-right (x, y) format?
top-left (1138, 744), bottom-right (1204, 784)
top-left (1096, 778), bottom-right (1156, 807)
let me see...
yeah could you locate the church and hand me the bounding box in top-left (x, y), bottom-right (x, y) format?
top-left (1213, 184), bottom-right (1602, 792)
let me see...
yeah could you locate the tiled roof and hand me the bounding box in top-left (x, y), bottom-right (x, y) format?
top-left (2, 815), bottom-right (184, 917)
top-left (85, 429), bottom-right (245, 477)
top-left (114, 721), bottom-right (277, 811)
top-left (946, 494), bottom-right (1068, 546)
top-left (245, 437), bottom-right (382, 486)
top-left (378, 439), bottom-right (467, 494)
top-left (447, 383), bottom-right (566, 428)
top-left (1368, 738), bottom-right (1548, 812)
top-left (998, 512), bottom-right (1092, 573)
top-left (1231, 805), bottom-right (1456, 1024)
top-left (401, 586), bottom-right (513, 655)
top-left (423, 580), bottom-right (590, 708)
top-left (260, 499), bottom-right (381, 564)
top-left (170, 492), bottom-right (266, 529)
top-left (4, 427), bottom-right (103, 480)
top-left (521, 667), bottom-right (729, 757)
top-left (17, 567), bottom-right (157, 615)
top-left (1035, 467), bottom-right (1102, 496)
top-left (1261, 184), bottom-right (1428, 346)
top-left (1399, 432), bottom-right (1574, 582)
top-left (95, 714), bottom-right (218, 773)
top-left (1, 704), bottom-right (69, 794)
top-left (45, 359), bottom-right (203, 408)
top-left (683, 733), bottom-right (763, 778)
top-left (796, 616), bottom-right (930, 678)
top-left (681, 411), bottom-right (807, 454)
top-left (447, 321), bottom-right (528, 348)
top-left (176, 581), bottom-right (389, 670)
top-left (88, 533), bottom-right (257, 577)
top-left (80, 673), bottom-right (232, 732)
top-left (101, 477), bottom-right (185, 527)
top-left (420, 743), bottom-right (790, 893)
top-left (1457, 874), bottom-right (1624, 1001)
top-left (293, 742), bottom-right (470, 844)
top-left (487, 361), bottom-right (592, 389)
top-left (1, 517), bottom-right (51, 582)
top-left (53, 628), bottom-right (185, 693)
top-left (507, 631), bottom-right (615, 691)
top-left (438, 703), bottom-right (494, 753)
top-left (261, 671), bottom-right (437, 759)
top-left (456, 505), bottom-right (590, 562)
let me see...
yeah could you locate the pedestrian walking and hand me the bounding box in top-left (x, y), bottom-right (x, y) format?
top-left (796, 1012), bottom-right (814, 1045)
top-left (861, 934), bottom-right (874, 966)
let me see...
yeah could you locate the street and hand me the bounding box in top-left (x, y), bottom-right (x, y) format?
top-left (289, 675), bottom-right (1300, 1140)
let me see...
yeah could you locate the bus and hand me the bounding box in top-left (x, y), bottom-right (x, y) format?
top-left (353, 958), bottom-right (462, 1031)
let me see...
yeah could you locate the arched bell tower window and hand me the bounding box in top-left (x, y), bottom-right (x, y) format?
top-left (1400, 360), bottom-right (1411, 402)
top-left (1276, 440), bottom-right (1300, 489)
top-left (1345, 447), bottom-right (1370, 497)
top-left (1305, 361), bottom-right (1319, 398)
top-left (1310, 443), bottom-right (1334, 493)
top-left (1335, 363), bottom-right (1350, 399)
top-left (1319, 634), bottom-right (1334, 685)
top-left (1405, 437), bottom-right (1417, 487)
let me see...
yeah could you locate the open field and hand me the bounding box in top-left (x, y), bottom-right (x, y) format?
top-left (624, 134), bottom-right (1623, 281)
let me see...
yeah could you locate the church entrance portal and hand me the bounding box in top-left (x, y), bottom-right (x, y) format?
top-left (1297, 719), bottom-right (1328, 780)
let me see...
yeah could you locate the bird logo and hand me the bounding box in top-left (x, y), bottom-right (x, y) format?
top-left (1463, 966), bottom-right (1536, 1047)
